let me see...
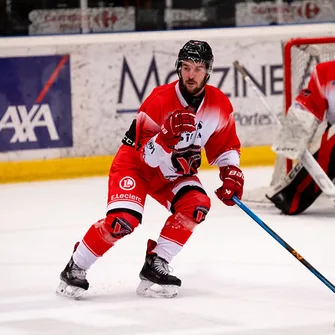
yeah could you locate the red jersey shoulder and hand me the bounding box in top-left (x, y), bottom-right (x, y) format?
top-left (314, 60), bottom-right (335, 84)
top-left (205, 84), bottom-right (233, 114)
top-left (140, 81), bottom-right (178, 111)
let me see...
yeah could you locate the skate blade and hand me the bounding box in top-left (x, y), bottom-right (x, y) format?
top-left (136, 280), bottom-right (178, 298)
top-left (56, 280), bottom-right (86, 300)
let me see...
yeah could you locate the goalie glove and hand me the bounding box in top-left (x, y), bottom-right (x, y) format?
top-left (272, 89), bottom-right (321, 160)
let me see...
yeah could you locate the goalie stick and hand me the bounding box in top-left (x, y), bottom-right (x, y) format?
top-left (232, 195), bottom-right (335, 294)
top-left (233, 60), bottom-right (335, 200)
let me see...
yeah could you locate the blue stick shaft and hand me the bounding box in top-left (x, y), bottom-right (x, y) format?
top-left (232, 195), bottom-right (335, 294)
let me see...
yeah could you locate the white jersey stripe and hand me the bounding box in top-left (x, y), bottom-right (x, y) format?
top-left (106, 201), bottom-right (144, 215)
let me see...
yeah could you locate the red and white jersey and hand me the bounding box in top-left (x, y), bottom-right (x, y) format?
top-left (299, 60), bottom-right (335, 124)
top-left (135, 80), bottom-right (241, 181)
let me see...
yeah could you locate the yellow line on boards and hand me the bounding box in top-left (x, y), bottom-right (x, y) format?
top-left (0, 146), bottom-right (276, 184)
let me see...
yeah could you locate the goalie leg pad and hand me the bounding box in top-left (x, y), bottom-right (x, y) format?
top-left (267, 162), bottom-right (320, 215)
top-left (268, 127), bottom-right (335, 214)
top-left (272, 103), bottom-right (320, 160)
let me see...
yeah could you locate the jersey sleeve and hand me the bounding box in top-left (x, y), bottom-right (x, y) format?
top-left (135, 89), bottom-right (172, 168)
top-left (135, 87), bottom-right (166, 142)
top-left (204, 95), bottom-right (241, 167)
top-left (296, 62), bottom-right (329, 121)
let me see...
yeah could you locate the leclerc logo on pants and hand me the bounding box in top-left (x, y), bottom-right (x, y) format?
top-left (0, 55), bottom-right (72, 152)
top-left (119, 177), bottom-right (136, 190)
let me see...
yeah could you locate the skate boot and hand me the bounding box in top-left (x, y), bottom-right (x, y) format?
top-left (56, 242), bottom-right (89, 299)
top-left (136, 239), bottom-right (181, 298)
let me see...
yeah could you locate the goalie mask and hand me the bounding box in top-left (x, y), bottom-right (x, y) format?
top-left (175, 40), bottom-right (214, 84)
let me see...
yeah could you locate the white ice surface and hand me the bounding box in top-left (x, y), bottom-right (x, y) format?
top-left (0, 167), bottom-right (334, 335)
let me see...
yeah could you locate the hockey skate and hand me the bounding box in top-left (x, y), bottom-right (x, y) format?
top-left (56, 243), bottom-right (89, 299)
top-left (136, 239), bottom-right (182, 298)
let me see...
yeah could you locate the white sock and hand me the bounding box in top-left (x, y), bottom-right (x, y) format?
top-left (152, 237), bottom-right (182, 263)
top-left (73, 241), bottom-right (99, 270)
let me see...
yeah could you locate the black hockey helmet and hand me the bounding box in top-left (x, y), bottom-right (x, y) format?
top-left (175, 40), bottom-right (214, 80)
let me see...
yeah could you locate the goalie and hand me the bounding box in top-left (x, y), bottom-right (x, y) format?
top-left (267, 60), bottom-right (335, 215)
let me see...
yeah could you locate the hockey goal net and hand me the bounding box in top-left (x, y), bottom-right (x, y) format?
top-left (243, 36), bottom-right (335, 206)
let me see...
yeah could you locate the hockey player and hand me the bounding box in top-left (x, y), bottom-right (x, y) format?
top-left (268, 60), bottom-right (335, 215)
top-left (57, 40), bottom-right (244, 299)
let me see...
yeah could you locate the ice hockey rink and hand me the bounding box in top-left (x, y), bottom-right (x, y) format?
top-left (0, 166), bottom-right (334, 335)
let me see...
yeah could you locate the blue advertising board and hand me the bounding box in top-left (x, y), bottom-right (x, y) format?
top-left (0, 55), bottom-right (72, 152)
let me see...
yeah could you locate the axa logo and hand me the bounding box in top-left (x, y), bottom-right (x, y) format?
top-left (0, 104), bottom-right (59, 143)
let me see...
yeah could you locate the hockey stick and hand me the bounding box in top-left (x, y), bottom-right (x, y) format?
top-left (233, 60), bottom-right (335, 199)
top-left (232, 195), bottom-right (335, 294)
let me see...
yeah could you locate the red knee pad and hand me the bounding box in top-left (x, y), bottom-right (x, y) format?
top-left (104, 211), bottom-right (140, 239)
top-left (83, 211), bottom-right (140, 256)
top-left (160, 190), bottom-right (211, 246)
top-left (173, 189), bottom-right (211, 223)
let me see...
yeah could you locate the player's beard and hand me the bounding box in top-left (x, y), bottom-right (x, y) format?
top-left (183, 78), bottom-right (206, 96)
